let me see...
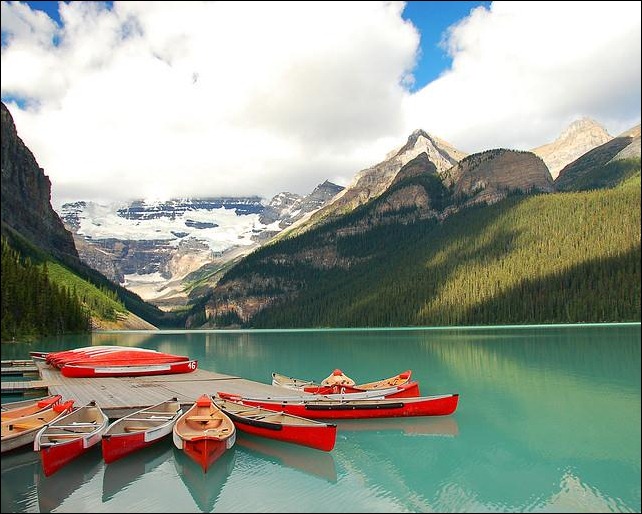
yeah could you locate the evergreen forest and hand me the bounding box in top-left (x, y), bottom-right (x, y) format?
top-left (226, 173), bottom-right (641, 328)
top-left (1, 237), bottom-right (91, 340)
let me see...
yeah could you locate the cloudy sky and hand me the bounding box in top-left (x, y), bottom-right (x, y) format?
top-left (1, 1), bottom-right (640, 207)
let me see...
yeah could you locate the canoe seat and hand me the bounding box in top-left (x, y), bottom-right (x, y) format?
top-left (10, 422), bottom-right (41, 430)
top-left (54, 422), bottom-right (96, 427)
top-left (125, 417), bottom-right (170, 422)
top-left (203, 427), bottom-right (231, 435)
top-left (186, 416), bottom-right (222, 426)
top-left (123, 425), bottom-right (149, 432)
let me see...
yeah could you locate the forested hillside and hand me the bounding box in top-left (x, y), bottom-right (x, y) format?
top-left (1, 100), bottom-right (189, 336)
top-left (227, 173), bottom-right (640, 328)
top-left (0, 230), bottom-right (189, 340)
top-left (1, 237), bottom-right (90, 340)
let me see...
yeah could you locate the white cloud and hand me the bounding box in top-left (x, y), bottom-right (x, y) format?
top-left (1, 1), bottom-right (640, 207)
top-left (1, 1), bottom-right (419, 205)
top-left (405, 1), bottom-right (641, 152)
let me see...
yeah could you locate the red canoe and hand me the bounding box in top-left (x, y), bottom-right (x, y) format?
top-left (173, 394), bottom-right (236, 473)
top-left (46, 347), bottom-right (188, 368)
top-left (102, 398), bottom-right (182, 464)
top-left (236, 381), bottom-right (420, 402)
top-left (212, 395), bottom-right (337, 452)
top-left (272, 370), bottom-right (416, 396)
top-left (1, 401), bottom-right (75, 454)
top-left (34, 400), bottom-right (109, 476)
top-left (61, 359), bottom-right (198, 378)
top-left (59, 352), bottom-right (190, 368)
top-left (46, 346), bottom-right (153, 367)
top-left (217, 391), bottom-right (459, 420)
top-left (1, 394), bottom-right (62, 421)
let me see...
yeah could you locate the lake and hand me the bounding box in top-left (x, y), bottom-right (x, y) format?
top-left (1, 324), bottom-right (640, 513)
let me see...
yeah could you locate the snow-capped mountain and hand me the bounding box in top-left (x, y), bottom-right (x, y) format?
top-left (61, 197), bottom-right (270, 254)
top-left (58, 182), bottom-right (343, 309)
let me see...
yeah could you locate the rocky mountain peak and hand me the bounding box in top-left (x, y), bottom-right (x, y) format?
top-left (559, 117), bottom-right (608, 139)
top-left (303, 180), bottom-right (344, 208)
top-left (532, 117), bottom-right (613, 179)
top-left (395, 129), bottom-right (431, 153)
top-left (297, 130), bottom-right (467, 229)
top-left (555, 122), bottom-right (641, 191)
top-left (392, 129), bottom-right (467, 173)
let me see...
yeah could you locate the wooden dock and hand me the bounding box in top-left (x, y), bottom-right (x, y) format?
top-left (3, 360), bottom-right (307, 419)
top-left (1, 359), bottom-right (39, 375)
top-left (1, 380), bottom-right (49, 393)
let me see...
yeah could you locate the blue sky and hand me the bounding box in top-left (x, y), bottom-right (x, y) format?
top-left (1, 1), bottom-right (640, 204)
top-left (402, 1), bottom-right (491, 88)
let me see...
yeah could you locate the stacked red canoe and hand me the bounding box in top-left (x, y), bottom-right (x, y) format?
top-left (44, 346), bottom-right (198, 377)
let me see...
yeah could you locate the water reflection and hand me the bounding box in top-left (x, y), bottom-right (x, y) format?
top-left (102, 441), bottom-right (173, 501)
top-left (335, 415), bottom-right (459, 438)
top-left (36, 449), bottom-right (102, 511)
top-left (173, 445), bottom-right (236, 512)
top-left (235, 433), bottom-right (338, 483)
top-left (1, 449), bottom-right (40, 512)
top-left (425, 330), bottom-right (641, 464)
top-left (1, 325), bottom-right (639, 513)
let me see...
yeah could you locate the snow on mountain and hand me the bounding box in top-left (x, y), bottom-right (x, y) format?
top-left (58, 185), bottom-right (343, 308)
top-left (61, 197), bottom-right (269, 251)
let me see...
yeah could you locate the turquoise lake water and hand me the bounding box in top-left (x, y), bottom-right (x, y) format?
top-left (1, 324), bottom-right (640, 513)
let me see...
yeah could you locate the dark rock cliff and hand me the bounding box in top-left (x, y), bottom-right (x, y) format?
top-left (1, 102), bottom-right (78, 260)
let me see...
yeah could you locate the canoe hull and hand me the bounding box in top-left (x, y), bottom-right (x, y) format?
top-left (218, 393), bottom-right (459, 420)
top-left (35, 402), bottom-right (109, 476)
top-left (239, 382), bottom-right (420, 404)
top-left (182, 436), bottom-right (234, 473)
top-left (215, 396), bottom-right (337, 452)
top-left (46, 346), bottom-right (189, 368)
top-left (46, 346), bottom-right (152, 367)
top-left (1, 428), bottom-right (40, 453)
top-left (102, 428), bottom-right (169, 464)
top-left (173, 395), bottom-right (236, 473)
top-left (40, 428), bottom-right (105, 476)
top-left (232, 418), bottom-right (336, 452)
top-left (102, 399), bottom-right (181, 464)
top-left (61, 359), bottom-right (198, 378)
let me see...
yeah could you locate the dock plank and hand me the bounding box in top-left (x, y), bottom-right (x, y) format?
top-left (1, 365), bottom-right (39, 375)
top-left (1, 359), bottom-right (35, 366)
top-left (1, 380), bottom-right (50, 393)
top-left (33, 361), bottom-right (309, 418)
